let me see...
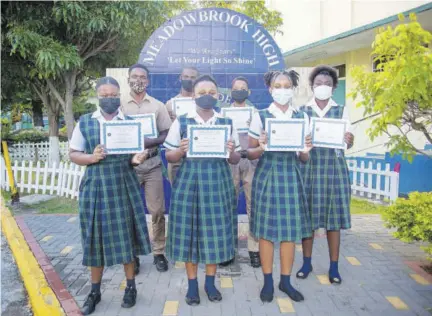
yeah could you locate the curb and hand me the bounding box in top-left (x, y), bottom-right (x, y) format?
top-left (1, 200), bottom-right (65, 316)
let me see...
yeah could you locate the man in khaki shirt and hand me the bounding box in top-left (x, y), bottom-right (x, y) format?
top-left (121, 64), bottom-right (172, 273)
top-left (165, 66), bottom-right (199, 183)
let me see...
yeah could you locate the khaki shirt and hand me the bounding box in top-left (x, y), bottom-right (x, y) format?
top-left (165, 93), bottom-right (183, 121)
top-left (121, 93), bottom-right (172, 135)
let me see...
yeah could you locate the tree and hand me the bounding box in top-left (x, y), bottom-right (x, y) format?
top-left (198, 0), bottom-right (283, 35)
top-left (3, 1), bottom-right (190, 140)
top-left (350, 13), bottom-right (432, 161)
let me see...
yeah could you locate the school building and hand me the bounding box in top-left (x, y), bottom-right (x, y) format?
top-left (268, 0), bottom-right (432, 157)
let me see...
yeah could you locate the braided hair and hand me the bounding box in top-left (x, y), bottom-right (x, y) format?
top-left (263, 69), bottom-right (300, 88)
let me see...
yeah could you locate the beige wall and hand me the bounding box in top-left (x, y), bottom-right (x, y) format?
top-left (268, 0), bottom-right (429, 52)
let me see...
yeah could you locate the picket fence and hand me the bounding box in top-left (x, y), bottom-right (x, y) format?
top-left (1, 158), bottom-right (400, 202)
top-left (8, 141), bottom-right (69, 162)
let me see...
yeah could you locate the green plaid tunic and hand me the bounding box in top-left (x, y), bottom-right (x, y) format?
top-left (78, 114), bottom-right (151, 267)
top-left (250, 110), bottom-right (312, 242)
top-left (167, 116), bottom-right (236, 264)
top-left (299, 105), bottom-right (351, 230)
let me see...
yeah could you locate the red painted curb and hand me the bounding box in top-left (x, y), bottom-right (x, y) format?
top-left (15, 216), bottom-right (83, 316)
top-left (404, 260), bottom-right (432, 283)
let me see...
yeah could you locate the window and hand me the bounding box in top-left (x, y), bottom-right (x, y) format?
top-left (333, 64), bottom-right (346, 79)
top-left (372, 55), bottom-right (394, 72)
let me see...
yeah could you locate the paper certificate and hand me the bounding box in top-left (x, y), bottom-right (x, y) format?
top-left (172, 97), bottom-right (196, 116)
top-left (311, 118), bottom-right (348, 149)
top-left (128, 114), bottom-right (158, 138)
top-left (187, 125), bottom-right (231, 158)
top-left (101, 121), bottom-right (144, 154)
top-left (221, 107), bottom-right (253, 133)
top-left (265, 118), bottom-right (306, 151)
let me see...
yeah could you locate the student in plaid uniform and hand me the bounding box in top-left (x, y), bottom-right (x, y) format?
top-left (164, 75), bottom-right (241, 306)
top-left (248, 70), bottom-right (313, 303)
top-left (296, 65), bottom-right (354, 284)
top-left (69, 77), bottom-right (152, 315)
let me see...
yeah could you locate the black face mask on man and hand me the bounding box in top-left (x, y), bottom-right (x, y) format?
top-left (181, 80), bottom-right (193, 92)
top-left (231, 90), bottom-right (249, 103)
top-left (99, 98), bottom-right (120, 114)
top-left (195, 94), bottom-right (218, 109)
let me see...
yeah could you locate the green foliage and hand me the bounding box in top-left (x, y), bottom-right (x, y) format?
top-left (1, 118), bottom-right (12, 140)
top-left (349, 13), bottom-right (432, 161)
top-left (198, 0), bottom-right (283, 35)
top-left (350, 198), bottom-right (386, 214)
top-left (383, 192), bottom-right (432, 261)
top-left (6, 129), bottom-right (68, 143)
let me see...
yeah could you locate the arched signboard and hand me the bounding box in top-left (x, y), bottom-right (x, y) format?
top-left (139, 7), bottom-right (285, 109)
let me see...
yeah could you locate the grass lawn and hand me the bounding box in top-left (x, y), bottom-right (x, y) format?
top-left (350, 197), bottom-right (386, 214)
top-left (30, 197), bottom-right (78, 214)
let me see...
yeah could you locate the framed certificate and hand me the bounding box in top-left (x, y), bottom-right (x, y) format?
top-left (128, 114), bottom-right (158, 138)
top-left (265, 118), bottom-right (306, 151)
top-left (221, 107), bottom-right (253, 133)
top-left (172, 97), bottom-right (196, 116)
top-left (101, 121), bottom-right (144, 154)
top-left (187, 125), bottom-right (231, 158)
top-left (311, 118), bottom-right (348, 149)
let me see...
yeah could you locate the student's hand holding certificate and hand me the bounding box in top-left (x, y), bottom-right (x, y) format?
top-left (258, 131), bottom-right (268, 151)
top-left (302, 134), bottom-right (313, 153)
top-left (92, 144), bottom-right (106, 163)
top-left (344, 132), bottom-right (354, 149)
top-left (226, 139), bottom-right (235, 153)
top-left (179, 138), bottom-right (190, 156)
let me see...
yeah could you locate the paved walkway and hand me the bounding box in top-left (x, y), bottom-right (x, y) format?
top-left (19, 214), bottom-right (432, 316)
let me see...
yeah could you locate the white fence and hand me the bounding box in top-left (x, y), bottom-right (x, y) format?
top-left (1, 158), bottom-right (400, 202)
top-left (8, 142), bottom-right (69, 162)
top-left (1, 160), bottom-right (85, 200)
top-left (347, 159), bottom-right (399, 201)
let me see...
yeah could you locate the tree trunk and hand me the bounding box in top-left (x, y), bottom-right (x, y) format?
top-left (31, 99), bottom-right (44, 128)
top-left (64, 88), bottom-right (75, 140)
top-left (47, 110), bottom-right (60, 166)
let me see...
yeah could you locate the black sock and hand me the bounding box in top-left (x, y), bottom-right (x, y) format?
top-left (126, 278), bottom-right (136, 289)
top-left (91, 282), bottom-right (101, 293)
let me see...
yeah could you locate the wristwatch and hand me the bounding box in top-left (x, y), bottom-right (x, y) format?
top-left (240, 150), bottom-right (248, 159)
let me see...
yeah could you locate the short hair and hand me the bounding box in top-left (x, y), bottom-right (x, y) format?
top-left (192, 74), bottom-right (218, 90)
top-left (128, 63), bottom-right (149, 76)
top-left (95, 76), bottom-right (120, 90)
top-left (231, 76), bottom-right (249, 88)
top-left (182, 66), bottom-right (199, 75)
top-left (309, 65), bottom-right (338, 87)
top-left (264, 70), bottom-right (299, 88)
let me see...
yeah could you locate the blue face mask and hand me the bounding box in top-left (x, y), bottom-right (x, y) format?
top-left (195, 94), bottom-right (218, 109)
top-left (99, 98), bottom-right (120, 114)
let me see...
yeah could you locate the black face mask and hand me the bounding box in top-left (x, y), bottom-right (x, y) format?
top-left (195, 94), bottom-right (218, 109)
top-left (231, 90), bottom-right (249, 103)
top-left (181, 79), bottom-right (193, 92)
top-left (99, 98), bottom-right (120, 114)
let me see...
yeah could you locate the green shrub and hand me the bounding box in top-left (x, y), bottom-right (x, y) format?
top-left (1, 118), bottom-right (12, 140)
top-left (383, 192), bottom-right (432, 261)
top-left (6, 129), bottom-right (68, 143)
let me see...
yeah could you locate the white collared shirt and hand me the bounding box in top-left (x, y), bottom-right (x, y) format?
top-left (305, 98), bottom-right (352, 132)
top-left (69, 109), bottom-right (125, 151)
top-left (248, 103), bottom-right (310, 139)
top-left (163, 110), bottom-right (241, 151)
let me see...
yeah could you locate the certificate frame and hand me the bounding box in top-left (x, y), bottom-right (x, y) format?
top-left (172, 97), bottom-right (196, 116)
top-left (265, 118), bottom-right (306, 151)
top-left (220, 107), bottom-right (253, 133)
top-left (101, 120), bottom-right (144, 154)
top-left (311, 117), bottom-right (348, 149)
top-left (187, 125), bottom-right (231, 158)
top-left (128, 114), bottom-right (158, 138)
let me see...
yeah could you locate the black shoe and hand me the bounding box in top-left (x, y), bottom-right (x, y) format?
top-left (121, 286), bottom-right (137, 308)
top-left (134, 256), bottom-right (140, 275)
top-left (81, 291), bottom-right (101, 315)
top-left (278, 283), bottom-right (304, 302)
top-left (153, 254), bottom-right (168, 272)
top-left (185, 295), bottom-right (201, 306)
top-left (205, 288), bottom-right (222, 302)
top-left (219, 258), bottom-right (234, 267)
top-left (249, 252), bottom-right (261, 268)
top-left (260, 288), bottom-right (274, 303)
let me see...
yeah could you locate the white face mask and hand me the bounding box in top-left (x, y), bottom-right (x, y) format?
top-left (271, 88), bottom-right (293, 105)
top-left (313, 85), bottom-right (333, 100)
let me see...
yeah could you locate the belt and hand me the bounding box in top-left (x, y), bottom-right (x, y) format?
top-left (147, 148), bottom-right (159, 159)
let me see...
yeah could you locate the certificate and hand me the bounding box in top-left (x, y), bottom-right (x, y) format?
top-left (265, 118), bottom-right (306, 151)
top-left (187, 125), bottom-right (231, 158)
top-left (172, 97), bottom-right (196, 116)
top-left (221, 107), bottom-right (253, 133)
top-left (101, 121), bottom-right (144, 154)
top-left (128, 114), bottom-right (158, 138)
top-left (311, 118), bottom-right (348, 149)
